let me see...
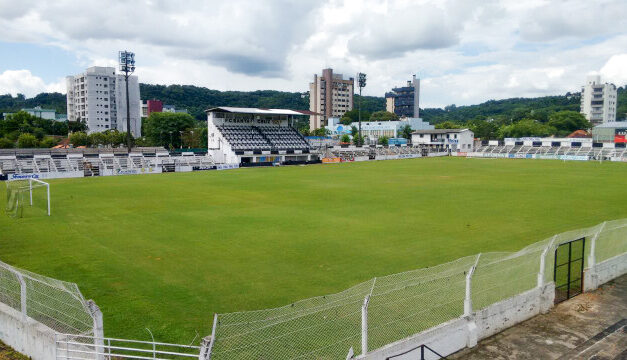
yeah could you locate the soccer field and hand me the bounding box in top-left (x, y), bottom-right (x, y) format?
top-left (2, 157), bottom-right (627, 344)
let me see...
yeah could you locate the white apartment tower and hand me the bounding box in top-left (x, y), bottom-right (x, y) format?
top-left (309, 68), bottom-right (354, 130)
top-left (66, 66), bottom-right (141, 137)
top-left (580, 75), bottom-right (617, 126)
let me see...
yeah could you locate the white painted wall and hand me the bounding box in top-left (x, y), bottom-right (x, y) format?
top-left (0, 302), bottom-right (57, 360)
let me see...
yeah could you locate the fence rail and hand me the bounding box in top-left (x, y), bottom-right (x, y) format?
top-left (209, 219), bottom-right (627, 359)
top-left (55, 334), bottom-right (201, 360)
top-left (1, 219), bottom-right (626, 360)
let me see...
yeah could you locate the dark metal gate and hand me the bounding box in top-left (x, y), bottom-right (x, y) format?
top-left (554, 237), bottom-right (585, 303)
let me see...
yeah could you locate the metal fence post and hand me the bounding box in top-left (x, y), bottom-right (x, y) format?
top-left (464, 254), bottom-right (481, 317)
top-left (361, 295), bottom-right (370, 356)
top-left (538, 235), bottom-right (556, 288)
top-left (203, 313), bottom-right (218, 360)
top-left (588, 221), bottom-right (606, 269)
top-left (11, 270), bottom-right (27, 321)
top-left (86, 300), bottom-right (104, 360)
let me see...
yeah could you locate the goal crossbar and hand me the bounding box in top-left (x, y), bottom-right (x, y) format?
top-left (28, 178), bottom-right (51, 216)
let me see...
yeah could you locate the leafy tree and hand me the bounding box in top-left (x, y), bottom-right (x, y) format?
top-left (311, 127), bottom-right (329, 137)
top-left (340, 134), bottom-right (350, 143)
top-left (340, 109), bottom-right (371, 125)
top-left (104, 130), bottom-right (128, 147)
top-left (68, 119), bottom-right (88, 133)
top-left (399, 124), bottom-right (412, 139)
top-left (369, 111), bottom-right (399, 122)
top-left (39, 137), bottom-right (58, 148)
top-left (350, 126), bottom-right (358, 137)
top-left (0, 137), bottom-right (14, 148)
top-left (468, 120), bottom-right (499, 140)
top-left (88, 132), bottom-right (107, 147)
top-left (547, 111), bottom-right (591, 136)
top-left (499, 119), bottom-right (556, 138)
top-left (17, 133), bottom-right (38, 148)
top-left (435, 121), bottom-right (462, 129)
top-left (378, 136), bottom-right (389, 146)
top-left (69, 131), bottom-right (88, 146)
top-left (353, 134), bottom-right (364, 146)
top-left (143, 112), bottom-right (195, 147)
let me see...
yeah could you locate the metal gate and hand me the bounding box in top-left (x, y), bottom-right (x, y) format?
top-left (554, 237), bottom-right (585, 303)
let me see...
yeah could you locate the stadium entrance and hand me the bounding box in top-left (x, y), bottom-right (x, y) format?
top-left (553, 238), bottom-right (585, 303)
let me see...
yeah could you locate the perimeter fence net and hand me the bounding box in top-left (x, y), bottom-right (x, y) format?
top-left (210, 219), bottom-right (627, 359)
top-left (0, 259), bottom-right (96, 336)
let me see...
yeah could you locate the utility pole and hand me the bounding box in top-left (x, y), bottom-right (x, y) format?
top-left (358, 73), bottom-right (366, 146)
top-left (119, 50), bottom-right (136, 150)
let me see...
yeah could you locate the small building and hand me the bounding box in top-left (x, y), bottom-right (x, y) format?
top-left (3, 106), bottom-right (64, 121)
top-left (591, 122), bottom-right (627, 143)
top-left (412, 129), bottom-right (474, 152)
top-left (326, 117), bottom-right (434, 141)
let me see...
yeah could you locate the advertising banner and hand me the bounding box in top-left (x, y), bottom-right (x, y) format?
top-left (8, 171), bottom-right (84, 181)
top-left (216, 164), bottom-right (240, 170)
top-left (322, 157), bottom-right (341, 163)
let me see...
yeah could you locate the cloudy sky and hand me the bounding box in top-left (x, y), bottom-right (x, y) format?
top-left (0, 0), bottom-right (626, 108)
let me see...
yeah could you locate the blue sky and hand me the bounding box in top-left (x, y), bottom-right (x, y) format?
top-left (0, 0), bottom-right (626, 108)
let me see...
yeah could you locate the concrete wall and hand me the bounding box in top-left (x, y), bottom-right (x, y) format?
top-left (584, 252), bottom-right (627, 291)
top-left (0, 302), bottom-right (57, 360)
top-left (363, 283), bottom-right (555, 360)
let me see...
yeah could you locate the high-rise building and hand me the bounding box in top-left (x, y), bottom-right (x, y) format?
top-left (580, 75), bottom-right (617, 126)
top-left (385, 75), bottom-right (420, 118)
top-left (66, 66), bottom-right (141, 137)
top-left (309, 68), bottom-right (354, 130)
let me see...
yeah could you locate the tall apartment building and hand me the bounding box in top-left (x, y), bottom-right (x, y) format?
top-left (580, 75), bottom-right (617, 125)
top-left (385, 75), bottom-right (420, 118)
top-left (309, 68), bottom-right (354, 130)
top-left (66, 66), bottom-right (141, 137)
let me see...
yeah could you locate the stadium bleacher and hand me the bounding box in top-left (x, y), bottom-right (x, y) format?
top-left (215, 125), bottom-right (309, 151)
top-left (0, 147), bottom-right (215, 178)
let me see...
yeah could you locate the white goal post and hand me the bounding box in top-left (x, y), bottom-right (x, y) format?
top-left (28, 178), bottom-right (50, 216)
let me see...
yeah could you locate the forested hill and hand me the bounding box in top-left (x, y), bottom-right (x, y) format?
top-left (2, 83), bottom-right (625, 123)
top-left (139, 84), bottom-right (386, 120)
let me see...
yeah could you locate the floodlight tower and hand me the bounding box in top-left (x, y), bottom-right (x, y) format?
top-left (119, 50), bottom-right (136, 149)
top-left (358, 73), bottom-right (366, 146)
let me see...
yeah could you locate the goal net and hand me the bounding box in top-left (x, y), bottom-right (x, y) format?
top-left (5, 179), bottom-right (50, 218)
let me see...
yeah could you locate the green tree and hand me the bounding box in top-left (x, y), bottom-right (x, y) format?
top-left (104, 130), bottom-right (128, 147)
top-left (39, 137), bottom-right (58, 148)
top-left (353, 134), bottom-right (364, 146)
top-left (547, 111), bottom-right (591, 136)
top-left (143, 112), bottom-right (195, 147)
top-left (435, 121), bottom-right (462, 129)
top-left (350, 126), bottom-right (358, 137)
top-left (469, 120), bottom-right (499, 140)
top-left (499, 119), bottom-right (556, 138)
top-left (17, 133), bottom-right (38, 148)
top-left (69, 131), bottom-right (88, 146)
top-left (340, 109), bottom-right (371, 125)
top-left (378, 136), bottom-right (389, 146)
top-left (0, 137), bottom-right (14, 148)
top-left (340, 134), bottom-right (350, 143)
top-left (88, 132), bottom-right (107, 147)
top-left (399, 124), bottom-right (412, 140)
top-left (312, 127), bottom-right (329, 137)
top-left (68, 119), bottom-right (88, 133)
top-left (369, 111), bottom-right (398, 122)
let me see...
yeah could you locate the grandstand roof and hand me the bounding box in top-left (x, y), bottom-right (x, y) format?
top-left (205, 107), bottom-right (318, 116)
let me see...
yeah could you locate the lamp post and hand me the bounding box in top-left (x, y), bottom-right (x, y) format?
top-left (118, 50), bottom-right (136, 150)
top-left (179, 131), bottom-right (183, 149)
top-left (358, 73), bottom-right (366, 146)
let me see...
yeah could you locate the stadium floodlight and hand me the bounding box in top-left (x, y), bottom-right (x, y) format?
top-left (119, 50), bottom-right (136, 150)
top-left (357, 73), bottom-right (367, 146)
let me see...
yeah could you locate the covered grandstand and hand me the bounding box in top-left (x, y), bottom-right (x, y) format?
top-left (206, 107), bottom-right (318, 165)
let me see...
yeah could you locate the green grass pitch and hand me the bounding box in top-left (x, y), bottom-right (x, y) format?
top-left (1, 157), bottom-right (627, 344)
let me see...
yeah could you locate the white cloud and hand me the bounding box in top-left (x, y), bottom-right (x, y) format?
top-left (600, 54), bottom-right (627, 85)
top-left (0, 0), bottom-right (626, 108)
top-left (0, 70), bottom-right (64, 97)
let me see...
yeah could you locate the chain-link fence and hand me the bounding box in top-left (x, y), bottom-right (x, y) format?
top-left (209, 219), bottom-right (627, 359)
top-left (0, 259), bottom-right (97, 336)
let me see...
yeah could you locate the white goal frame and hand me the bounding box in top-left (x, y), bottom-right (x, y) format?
top-left (28, 178), bottom-right (50, 216)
